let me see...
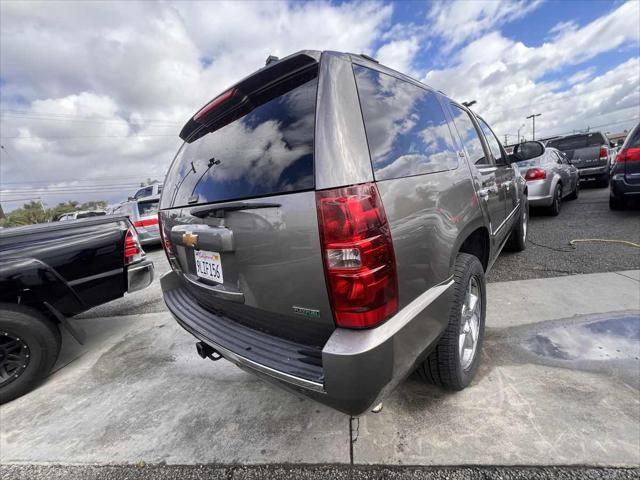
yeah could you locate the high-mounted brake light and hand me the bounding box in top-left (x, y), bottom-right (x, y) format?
top-left (524, 168), bottom-right (546, 181)
top-left (124, 227), bottom-right (144, 265)
top-left (316, 183), bottom-right (398, 329)
top-left (616, 148), bottom-right (640, 163)
top-left (133, 218), bottom-right (159, 228)
top-left (194, 88), bottom-right (236, 122)
top-left (599, 147), bottom-right (608, 160)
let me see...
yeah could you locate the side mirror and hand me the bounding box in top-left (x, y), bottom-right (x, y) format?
top-left (512, 141), bottom-right (545, 161)
top-left (610, 142), bottom-right (616, 148)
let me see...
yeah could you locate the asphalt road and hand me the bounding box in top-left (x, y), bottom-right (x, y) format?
top-left (488, 183), bottom-right (640, 282)
top-left (2, 465), bottom-right (638, 480)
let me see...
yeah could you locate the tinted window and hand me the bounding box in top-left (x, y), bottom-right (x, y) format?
top-left (547, 133), bottom-right (606, 150)
top-left (450, 106), bottom-right (489, 165)
top-left (77, 211), bottom-right (106, 219)
top-left (353, 66), bottom-right (458, 180)
top-left (477, 118), bottom-right (505, 164)
top-left (135, 186), bottom-right (153, 199)
top-left (162, 67), bottom-right (317, 208)
top-left (138, 200), bottom-right (159, 216)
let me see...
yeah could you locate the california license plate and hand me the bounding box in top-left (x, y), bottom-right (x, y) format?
top-left (194, 250), bottom-right (224, 284)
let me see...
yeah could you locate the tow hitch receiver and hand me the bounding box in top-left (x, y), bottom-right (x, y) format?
top-left (196, 341), bottom-right (223, 361)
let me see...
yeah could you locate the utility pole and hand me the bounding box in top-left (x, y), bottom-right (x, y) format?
top-left (517, 124), bottom-right (525, 144)
top-left (503, 134), bottom-right (509, 146)
top-left (526, 113), bottom-right (541, 140)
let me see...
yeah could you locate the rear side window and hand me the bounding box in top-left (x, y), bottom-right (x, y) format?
top-left (450, 105), bottom-right (489, 165)
top-left (138, 200), bottom-right (159, 216)
top-left (162, 67), bottom-right (318, 208)
top-left (547, 133), bottom-right (606, 150)
top-left (353, 65), bottom-right (458, 180)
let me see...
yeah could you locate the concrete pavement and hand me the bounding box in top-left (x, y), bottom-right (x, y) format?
top-left (1, 270), bottom-right (638, 467)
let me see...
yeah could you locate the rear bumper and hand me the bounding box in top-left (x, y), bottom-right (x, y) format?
top-left (161, 270), bottom-right (453, 416)
top-left (526, 179), bottom-right (554, 207)
top-left (127, 260), bottom-right (154, 292)
top-left (610, 174), bottom-right (640, 199)
top-left (578, 165), bottom-right (608, 178)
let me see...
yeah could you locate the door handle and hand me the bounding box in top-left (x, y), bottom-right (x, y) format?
top-left (478, 186), bottom-right (498, 198)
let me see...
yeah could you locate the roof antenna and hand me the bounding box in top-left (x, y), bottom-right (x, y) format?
top-left (265, 55), bottom-right (279, 66)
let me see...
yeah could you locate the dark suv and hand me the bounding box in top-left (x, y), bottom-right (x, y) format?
top-left (159, 50), bottom-right (528, 416)
top-left (609, 122), bottom-right (640, 210)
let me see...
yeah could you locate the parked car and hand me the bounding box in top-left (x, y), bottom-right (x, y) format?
top-left (111, 195), bottom-right (161, 245)
top-left (133, 183), bottom-right (163, 200)
top-left (510, 142), bottom-right (579, 215)
top-left (57, 209), bottom-right (107, 221)
top-left (546, 132), bottom-right (615, 186)
top-left (610, 122), bottom-right (640, 210)
top-left (0, 216), bottom-right (154, 403)
top-left (158, 50), bottom-right (528, 416)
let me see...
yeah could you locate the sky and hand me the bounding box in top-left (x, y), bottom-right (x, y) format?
top-left (1, 0), bottom-right (638, 210)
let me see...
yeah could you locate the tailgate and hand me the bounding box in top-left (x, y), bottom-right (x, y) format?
top-left (565, 146), bottom-right (605, 169)
top-left (161, 193), bottom-right (334, 346)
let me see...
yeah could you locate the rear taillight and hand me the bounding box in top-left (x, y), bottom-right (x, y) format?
top-left (124, 227), bottom-right (144, 265)
top-left (316, 183), bottom-right (398, 329)
top-left (194, 88), bottom-right (236, 122)
top-left (599, 147), bottom-right (608, 160)
top-left (616, 148), bottom-right (640, 163)
top-left (133, 218), bottom-right (159, 228)
top-left (525, 168), bottom-right (546, 181)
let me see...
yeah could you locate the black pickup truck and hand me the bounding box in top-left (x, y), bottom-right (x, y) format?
top-left (0, 216), bottom-right (154, 403)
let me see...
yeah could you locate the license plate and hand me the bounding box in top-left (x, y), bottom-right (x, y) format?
top-left (194, 250), bottom-right (224, 284)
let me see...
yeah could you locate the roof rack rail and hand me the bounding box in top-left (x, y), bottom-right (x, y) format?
top-left (359, 53), bottom-right (379, 63)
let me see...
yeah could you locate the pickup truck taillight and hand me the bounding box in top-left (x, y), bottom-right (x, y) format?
top-left (124, 227), bottom-right (144, 265)
top-left (599, 147), bottom-right (608, 160)
top-left (316, 183), bottom-right (398, 329)
top-left (615, 147), bottom-right (640, 163)
top-left (525, 168), bottom-right (546, 181)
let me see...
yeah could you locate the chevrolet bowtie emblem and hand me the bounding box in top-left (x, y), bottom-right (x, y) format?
top-left (182, 232), bottom-right (199, 248)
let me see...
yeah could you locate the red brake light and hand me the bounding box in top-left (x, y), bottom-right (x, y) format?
top-left (525, 168), bottom-right (546, 181)
top-left (194, 88), bottom-right (236, 122)
top-left (599, 147), bottom-right (608, 160)
top-left (316, 183), bottom-right (398, 329)
top-left (133, 218), bottom-right (159, 228)
top-left (616, 148), bottom-right (640, 163)
top-left (124, 227), bottom-right (143, 265)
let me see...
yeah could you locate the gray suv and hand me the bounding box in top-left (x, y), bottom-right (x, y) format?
top-left (159, 50), bottom-right (528, 416)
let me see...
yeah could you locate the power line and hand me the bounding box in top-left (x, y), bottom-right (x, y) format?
top-left (0, 133), bottom-right (178, 139)
top-left (1, 175), bottom-right (160, 185)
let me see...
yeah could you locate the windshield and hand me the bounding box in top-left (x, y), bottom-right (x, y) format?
top-left (161, 67), bottom-right (318, 209)
top-left (137, 200), bottom-right (159, 216)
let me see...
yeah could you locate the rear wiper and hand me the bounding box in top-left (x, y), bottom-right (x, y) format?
top-left (190, 201), bottom-right (280, 218)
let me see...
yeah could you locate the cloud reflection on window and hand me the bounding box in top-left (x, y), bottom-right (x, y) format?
top-left (166, 76), bottom-right (317, 207)
top-left (354, 65), bottom-right (458, 181)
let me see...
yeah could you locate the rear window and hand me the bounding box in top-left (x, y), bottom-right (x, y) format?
top-left (162, 67), bottom-right (318, 208)
top-left (138, 200), bottom-right (159, 216)
top-left (353, 65), bottom-right (458, 180)
top-left (77, 211), bottom-right (106, 219)
top-left (547, 133), bottom-right (606, 151)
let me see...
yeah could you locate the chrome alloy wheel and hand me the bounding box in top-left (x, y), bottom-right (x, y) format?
top-left (459, 276), bottom-right (481, 371)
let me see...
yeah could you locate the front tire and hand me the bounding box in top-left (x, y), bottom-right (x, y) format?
top-left (548, 184), bottom-right (562, 216)
top-left (609, 195), bottom-right (626, 210)
top-left (0, 304), bottom-right (61, 404)
top-left (417, 253), bottom-right (486, 390)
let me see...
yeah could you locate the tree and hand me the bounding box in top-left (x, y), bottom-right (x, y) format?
top-left (0, 199), bottom-right (108, 227)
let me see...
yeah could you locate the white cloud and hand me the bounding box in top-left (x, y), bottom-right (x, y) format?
top-left (376, 37), bottom-right (421, 75)
top-left (427, 0), bottom-right (544, 52)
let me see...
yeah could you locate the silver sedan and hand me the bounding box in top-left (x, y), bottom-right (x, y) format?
top-left (512, 144), bottom-right (580, 215)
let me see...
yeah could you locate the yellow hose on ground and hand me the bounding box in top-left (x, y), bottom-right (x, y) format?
top-left (569, 238), bottom-right (640, 249)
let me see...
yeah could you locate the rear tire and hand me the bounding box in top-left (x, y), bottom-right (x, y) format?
top-left (417, 253), bottom-right (486, 390)
top-left (597, 172), bottom-right (610, 188)
top-left (609, 195), bottom-right (626, 210)
top-left (548, 184), bottom-right (562, 216)
top-left (0, 304), bottom-right (61, 404)
top-left (507, 197), bottom-right (528, 252)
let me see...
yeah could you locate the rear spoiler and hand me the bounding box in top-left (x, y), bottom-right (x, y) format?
top-left (179, 50), bottom-right (321, 142)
